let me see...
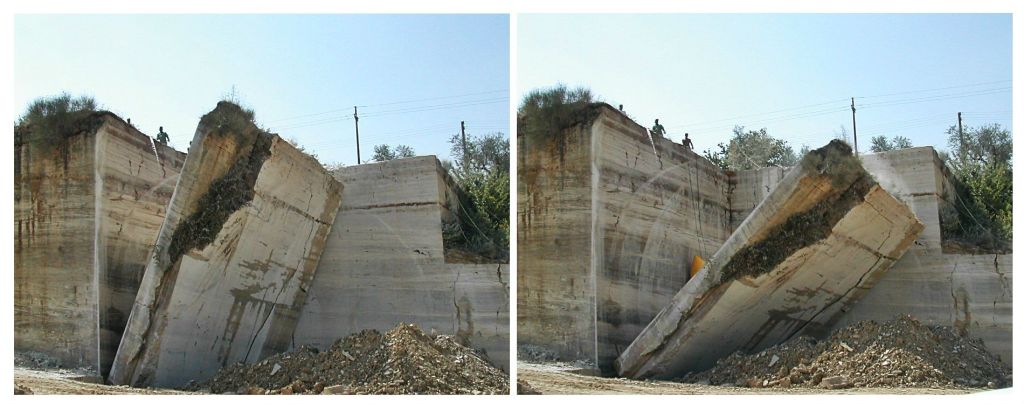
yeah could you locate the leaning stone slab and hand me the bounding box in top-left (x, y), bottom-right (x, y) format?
top-left (615, 140), bottom-right (924, 379)
top-left (108, 102), bottom-right (343, 387)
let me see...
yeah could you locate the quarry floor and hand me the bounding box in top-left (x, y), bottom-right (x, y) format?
top-left (14, 367), bottom-right (195, 395)
top-left (516, 362), bottom-right (981, 395)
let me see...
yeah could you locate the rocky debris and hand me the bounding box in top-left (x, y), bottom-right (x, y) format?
top-left (196, 323), bottom-right (508, 395)
top-left (15, 383), bottom-right (33, 395)
top-left (681, 315), bottom-right (1011, 389)
top-left (14, 352), bottom-right (100, 383)
top-left (517, 379), bottom-right (542, 395)
top-left (15, 352), bottom-right (64, 370)
top-left (518, 344), bottom-right (597, 371)
top-left (518, 344), bottom-right (561, 362)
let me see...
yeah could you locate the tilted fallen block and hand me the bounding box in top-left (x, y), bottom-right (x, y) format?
top-left (108, 102), bottom-right (343, 387)
top-left (615, 140), bottom-right (924, 379)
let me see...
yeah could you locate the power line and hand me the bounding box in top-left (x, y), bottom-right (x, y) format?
top-left (359, 97), bottom-right (509, 118)
top-left (273, 97), bottom-right (508, 131)
top-left (858, 87), bottom-right (1010, 109)
top-left (680, 105), bottom-right (849, 134)
top-left (857, 112), bottom-right (952, 131)
top-left (858, 120), bottom-right (953, 137)
top-left (856, 79), bottom-right (1011, 99)
top-left (360, 89), bottom-right (508, 108)
top-left (263, 88), bottom-right (508, 124)
top-left (671, 97), bottom-right (849, 129)
top-left (668, 81), bottom-right (1010, 134)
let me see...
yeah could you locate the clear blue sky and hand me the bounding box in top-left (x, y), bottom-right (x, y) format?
top-left (518, 14), bottom-right (1012, 155)
top-left (15, 14), bottom-right (510, 165)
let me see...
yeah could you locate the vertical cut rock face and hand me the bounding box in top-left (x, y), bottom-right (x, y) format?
top-left (108, 102), bottom-right (343, 387)
top-left (517, 104), bottom-right (733, 369)
top-left (591, 109), bottom-right (733, 370)
top-left (615, 140), bottom-right (924, 379)
top-left (292, 156), bottom-right (510, 371)
top-left (14, 113), bottom-right (185, 376)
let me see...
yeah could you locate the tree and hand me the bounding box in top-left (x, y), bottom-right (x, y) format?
top-left (833, 125), bottom-right (851, 144)
top-left (371, 143), bottom-right (416, 162)
top-left (449, 132), bottom-right (510, 176)
top-left (797, 144), bottom-right (812, 160)
top-left (947, 123), bottom-right (1011, 166)
top-left (942, 123), bottom-right (1012, 250)
top-left (702, 126), bottom-right (797, 170)
top-left (518, 84), bottom-right (598, 143)
top-left (16, 93), bottom-right (99, 151)
top-left (869, 135), bottom-right (913, 153)
top-left (444, 131), bottom-right (510, 261)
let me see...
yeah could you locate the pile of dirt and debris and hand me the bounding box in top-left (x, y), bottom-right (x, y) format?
top-left (196, 323), bottom-right (508, 395)
top-left (15, 383), bottom-right (33, 395)
top-left (518, 344), bottom-right (562, 363)
top-left (681, 315), bottom-right (1010, 389)
top-left (14, 352), bottom-right (62, 369)
top-left (517, 379), bottom-right (541, 395)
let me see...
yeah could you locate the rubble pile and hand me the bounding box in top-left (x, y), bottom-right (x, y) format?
top-left (517, 379), bottom-right (541, 395)
top-left (198, 323), bottom-right (508, 395)
top-left (15, 352), bottom-right (63, 370)
top-left (681, 315), bottom-right (1010, 389)
top-left (14, 383), bottom-right (33, 395)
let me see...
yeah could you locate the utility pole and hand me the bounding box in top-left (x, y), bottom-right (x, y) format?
top-left (958, 112), bottom-right (965, 162)
top-left (851, 97), bottom-right (858, 155)
top-left (354, 106), bottom-right (361, 164)
top-left (460, 120), bottom-right (468, 170)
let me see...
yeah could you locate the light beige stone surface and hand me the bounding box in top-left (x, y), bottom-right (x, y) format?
top-left (733, 147), bottom-right (1012, 364)
top-left (518, 104), bottom-right (733, 369)
top-left (293, 156), bottom-right (509, 371)
top-left (109, 105), bottom-right (342, 387)
top-left (518, 122), bottom-right (597, 363)
top-left (15, 128), bottom-right (100, 372)
top-left (519, 108), bottom-right (1012, 377)
top-left (834, 150), bottom-right (1012, 363)
top-left (15, 114), bottom-right (184, 375)
top-left (616, 149), bottom-right (923, 379)
top-left (591, 111), bottom-right (732, 368)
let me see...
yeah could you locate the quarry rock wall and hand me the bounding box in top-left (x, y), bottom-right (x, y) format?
top-left (14, 115), bottom-right (185, 374)
top-left (518, 106), bottom-right (1012, 374)
top-left (591, 109), bottom-right (732, 369)
top-left (109, 105), bottom-right (343, 387)
top-left (95, 121), bottom-right (186, 375)
top-left (728, 166), bottom-right (789, 231)
top-left (15, 128), bottom-right (101, 371)
top-left (517, 121), bottom-right (597, 363)
top-left (616, 142), bottom-right (924, 379)
top-left (734, 147), bottom-right (1012, 363)
top-left (837, 149), bottom-right (1011, 363)
top-left (518, 104), bottom-right (733, 368)
top-left (17, 105), bottom-right (511, 385)
top-left (293, 156), bottom-right (509, 371)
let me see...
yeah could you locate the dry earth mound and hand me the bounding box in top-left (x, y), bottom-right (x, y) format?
top-left (681, 315), bottom-right (1010, 389)
top-left (197, 323), bottom-right (508, 395)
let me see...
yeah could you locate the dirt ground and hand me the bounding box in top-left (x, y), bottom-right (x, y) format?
top-left (516, 362), bottom-right (984, 395)
top-left (14, 367), bottom-right (193, 395)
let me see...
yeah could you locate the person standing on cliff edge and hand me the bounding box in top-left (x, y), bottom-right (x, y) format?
top-left (682, 133), bottom-right (694, 150)
top-left (156, 126), bottom-right (169, 144)
top-left (651, 119), bottom-right (666, 140)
